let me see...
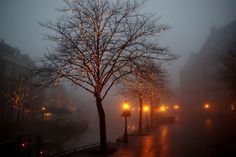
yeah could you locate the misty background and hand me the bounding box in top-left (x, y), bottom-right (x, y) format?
top-left (1, 0), bottom-right (236, 146)
top-left (1, 0), bottom-right (236, 87)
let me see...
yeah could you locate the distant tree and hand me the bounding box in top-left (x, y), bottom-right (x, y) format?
top-left (3, 81), bottom-right (32, 122)
top-left (119, 60), bottom-right (167, 132)
top-left (119, 62), bottom-right (147, 133)
top-left (145, 62), bottom-right (167, 128)
top-left (36, 0), bottom-right (175, 150)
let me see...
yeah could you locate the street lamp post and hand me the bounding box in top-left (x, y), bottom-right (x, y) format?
top-left (144, 105), bottom-right (149, 132)
top-left (121, 100), bottom-right (131, 143)
top-left (41, 106), bottom-right (46, 122)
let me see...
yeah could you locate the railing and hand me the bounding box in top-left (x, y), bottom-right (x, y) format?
top-left (46, 142), bottom-right (111, 157)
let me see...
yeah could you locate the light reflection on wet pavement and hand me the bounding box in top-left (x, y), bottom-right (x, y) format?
top-left (68, 113), bottom-right (236, 157)
top-left (109, 114), bottom-right (236, 157)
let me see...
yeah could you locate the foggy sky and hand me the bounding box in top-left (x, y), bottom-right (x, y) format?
top-left (1, 0), bottom-right (236, 87)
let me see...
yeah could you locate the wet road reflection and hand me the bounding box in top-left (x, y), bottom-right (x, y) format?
top-left (158, 126), bottom-right (169, 157)
top-left (205, 118), bottom-right (213, 133)
top-left (140, 135), bottom-right (154, 157)
top-left (109, 113), bottom-right (236, 157)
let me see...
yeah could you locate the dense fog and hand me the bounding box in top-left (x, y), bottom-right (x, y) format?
top-left (1, 0), bottom-right (236, 156)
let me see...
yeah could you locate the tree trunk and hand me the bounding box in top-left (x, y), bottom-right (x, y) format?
top-left (138, 96), bottom-right (143, 134)
top-left (95, 94), bottom-right (107, 151)
top-left (150, 99), bottom-right (153, 128)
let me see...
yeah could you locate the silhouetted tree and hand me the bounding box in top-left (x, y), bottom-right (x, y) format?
top-left (36, 0), bottom-right (175, 150)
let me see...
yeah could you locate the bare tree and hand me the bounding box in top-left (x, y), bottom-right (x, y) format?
top-left (37, 0), bottom-right (175, 150)
top-left (119, 63), bottom-right (147, 133)
top-left (119, 60), bottom-right (166, 132)
top-left (145, 62), bottom-right (167, 128)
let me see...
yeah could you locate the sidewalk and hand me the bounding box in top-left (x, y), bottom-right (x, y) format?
top-left (58, 129), bottom-right (159, 157)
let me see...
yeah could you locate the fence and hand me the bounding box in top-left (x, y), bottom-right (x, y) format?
top-left (46, 142), bottom-right (106, 157)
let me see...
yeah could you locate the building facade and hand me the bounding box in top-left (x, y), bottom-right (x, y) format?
top-left (0, 40), bottom-right (34, 123)
top-left (180, 20), bottom-right (236, 112)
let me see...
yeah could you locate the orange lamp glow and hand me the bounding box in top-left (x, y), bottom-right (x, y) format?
top-left (143, 105), bottom-right (149, 112)
top-left (204, 103), bottom-right (210, 109)
top-left (159, 106), bottom-right (166, 112)
top-left (123, 101), bottom-right (130, 111)
top-left (40, 151), bottom-right (44, 155)
top-left (173, 105), bottom-right (179, 110)
top-left (21, 142), bottom-right (28, 148)
top-left (41, 107), bottom-right (46, 111)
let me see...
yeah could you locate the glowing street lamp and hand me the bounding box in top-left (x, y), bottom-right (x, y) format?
top-left (144, 105), bottom-right (149, 112)
top-left (173, 105), bottom-right (180, 110)
top-left (37, 136), bottom-right (44, 157)
top-left (123, 101), bottom-right (130, 111)
top-left (41, 107), bottom-right (46, 111)
top-left (121, 100), bottom-right (131, 143)
top-left (204, 103), bottom-right (210, 110)
top-left (20, 142), bottom-right (28, 149)
top-left (41, 106), bottom-right (46, 122)
top-left (143, 105), bottom-right (149, 131)
top-left (159, 105), bottom-right (167, 112)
